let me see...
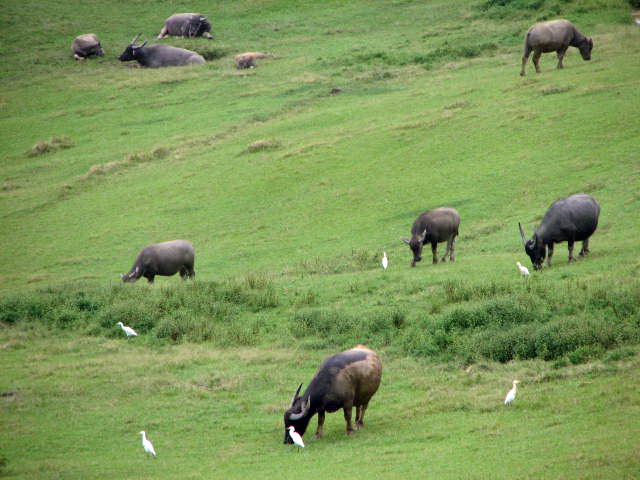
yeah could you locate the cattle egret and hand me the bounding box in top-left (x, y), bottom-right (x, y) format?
top-left (504, 380), bottom-right (520, 406)
top-left (516, 261), bottom-right (530, 277)
top-left (140, 431), bottom-right (156, 457)
top-left (382, 252), bottom-right (388, 270)
top-left (116, 321), bottom-right (138, 337)
top-left (287, 426), bottom-right (305, 449)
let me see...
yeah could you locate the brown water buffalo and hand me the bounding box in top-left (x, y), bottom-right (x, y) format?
top-left (121, 240), bottom-right (195, 284)
top-left (283, 345), bottom-right (382, 442)
top-left (234, 52), bottom-right (274, 69)
top-left (402, 207), bottom-right (460, 267)
top-left (520, 19), bottom-right (593, 76)
top-left (72, 34), bottom-right (104, 60)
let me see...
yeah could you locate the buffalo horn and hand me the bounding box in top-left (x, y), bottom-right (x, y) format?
top-left (401, 238), bottom-right (410, 245)
top-left (288, 396), bottom-right (311, 421)
top-left (290, 383), bottom-right (302, 408)
top-left (518, 222), bottom-right (527, 246)
top-left (130, 34), bottom-right (140, 45)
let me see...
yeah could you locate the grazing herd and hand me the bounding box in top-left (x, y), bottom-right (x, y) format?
top-left (73, 10), bottom-right (601, 449)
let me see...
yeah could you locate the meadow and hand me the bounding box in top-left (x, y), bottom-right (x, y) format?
top-left (1, 0), bottom-right (640, 478)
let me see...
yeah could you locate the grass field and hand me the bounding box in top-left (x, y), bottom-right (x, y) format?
top-left (1, 0), bottom-right (640, 478)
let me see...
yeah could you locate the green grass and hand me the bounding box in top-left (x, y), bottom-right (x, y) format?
top-left (1, 0), bottom-right (640, 478)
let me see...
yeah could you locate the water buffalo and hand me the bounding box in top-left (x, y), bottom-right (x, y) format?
top-left (518, 193), bottom-right (600, 270)
top-left (284, 345), bottom-right (382, 442)
top-left (234, 52), bottom-right (274, 69)
top-left (402, 207), bottom-right (460, 267)
top-left (520, 19), bottom-right (593, 76)
top-left (121, 240), bottom-right (195, 284)
top-left (157, 13), bottom-right (213, 40)
top-left (118, 35), bottom-right (205, 68)
top-left (72, 34), bottom-right (104, 60)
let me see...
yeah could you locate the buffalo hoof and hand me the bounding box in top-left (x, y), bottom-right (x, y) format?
top-left (346, 430), bottom-right (355, 436)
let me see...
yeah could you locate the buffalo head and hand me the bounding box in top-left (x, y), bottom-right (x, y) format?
top-left (578, 37), bottom-right (593, 61)
top-left (283, 383), bottom-right (311, 443)
top-left (402, 229), bottom-right (426, 267)
top-left (519, 222), bottom-right (545, 270)
top-left (118, 35), bottom-right (147, 61)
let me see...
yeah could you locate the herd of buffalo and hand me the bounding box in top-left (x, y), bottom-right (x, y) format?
top-left (74, 11), bottom-right (600, 444)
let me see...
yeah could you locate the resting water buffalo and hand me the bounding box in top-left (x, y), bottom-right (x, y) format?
top-left (121, 240), bottom-right (195, 284)
top-left (157, 13), bottom-right (213, 40)
top-left (72, 34), bottom-right (104, 60)
top-left (234, 52), bottom-right (274, 69)
top-left (519, 193), bottom-right (600, 270)
top-left (284, 345), bottom-right (382, 442)
top-left (118, 35), bottom-right (205, 68)
top-left (402, 207), bottom-right (460, 267)
top-left (520, 19), bottom-right (593, 76)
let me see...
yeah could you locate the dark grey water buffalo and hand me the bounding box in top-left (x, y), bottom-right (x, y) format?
top-left (121, 240), bottom-right (195, 284)
top-left (284, 345), bottom-right (382, 443)
top-left (520, 19), bottom-right (593, 76)
top-left (518, 193), bottom-right (600, 270)
top-left (72, 34), bottom-right (104, 60)
top-left (118, 35), bottom-right (205, 68)
top-left (402, 207), bottom-right (460, 267)
top-left (157, 13), bottom-right (213, 40)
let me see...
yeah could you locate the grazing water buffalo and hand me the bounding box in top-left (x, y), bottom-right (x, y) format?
top-left (72, 34), bottom-right (104, 60)
top-left (518, 193), bottom-right (600, 270)
top-left (520, 19), bottom-right (593, 76)
top-left (284, 345), bottom-right (382, 442)
top-left (402, 207), bottom-right (460, 267)
top-left (118, 35), bottom-right (205, 68)
top-left (234, 52), bottom-right (274, 69)
top-left (157, 13), bottom-right (213, 40)
top-left (121, 240), bottom-right (195, 284)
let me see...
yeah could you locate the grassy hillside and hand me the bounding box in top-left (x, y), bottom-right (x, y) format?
top-left (1, 0), bottom-right (640, 478)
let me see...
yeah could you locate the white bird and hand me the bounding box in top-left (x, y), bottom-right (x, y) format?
top-left (381, 252), bottom-right (388, 270)
top-left (140, 431), bottom-right (156, 457)
top-left (504, 380), bottom-right (520, 406)
top-left (287, 426), bottom-right (305, 449)
top-left (117, 321), bottom-right (138, 337)
top-left (635, 17), bottom-right (640, 26)
top-left (516, 262), bottom-right (530, 277)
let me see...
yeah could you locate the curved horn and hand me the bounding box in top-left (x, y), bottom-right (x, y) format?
top-left (401, 237), bottom-right (410, 245)
top-left (140, 40), bottom-right (148, 48)
top-left (130, 34), bottom-right (140, 45)
top-left (287, 396), bottom-right (311, 421)
top-left (290, 383), bottom-right (302, 408)
top-left (518, 222), bottom-right (527, 246)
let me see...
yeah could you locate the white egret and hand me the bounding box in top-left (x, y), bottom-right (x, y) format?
top-left (504, 380), bottom-right (520, 406)
top-left (140, 431), bottom-right (156, 457)
top-left (116, 321), bottom-right (138, 337)
top-left (516, 262), bottom-right (530, 277)
top-left (382, 252), bottom-right (388, 270)
top-left (287, 426), bottom-right (305, 450)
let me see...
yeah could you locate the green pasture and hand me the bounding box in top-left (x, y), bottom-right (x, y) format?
top-left (1, 0), bottom-right (639, 478)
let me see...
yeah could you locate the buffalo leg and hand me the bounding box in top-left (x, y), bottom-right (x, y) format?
top-left (579, 238), bottom-right (590, 257)
top-left (520, 44), bottom-right (532, 76)
top-left (546, 243), bottom-right (554, 267)
top-left (441, 236), bottom-right (456, 263)
top-left (556, 47), bottom-right (568, 69)
top-left (314, 410), bottom-right (325, 439)
top-left (356, 403), bottom-right (369, 429)
top-left (450, 236), bottom-right (456, 262)
top-left (568, 240), bottom-right (576, 262)
top-left (431, 242), bottom-right (438, 264)
top-left (532, 50), bottom-right (542, 73)
top-left (343, 406), bottom-right (355, 435)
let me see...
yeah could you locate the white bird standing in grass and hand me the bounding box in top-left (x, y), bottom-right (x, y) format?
top-left (116, 321), bottom-right (138, 337)
top-left (140, 431), bottom-right (156, 457)
top-left (382, 252), bottom-right (388, 270)
top-left (516, 261), bottom-right (530, 277)
top-left (504, 380), bottom-right (520, 406)
top-left (287, 426), bottom-right (305, 450)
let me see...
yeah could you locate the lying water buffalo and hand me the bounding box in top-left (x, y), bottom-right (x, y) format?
top-left (157, 13), bottom-right (213, 40)
top-left (121, 240), bottom-right (195, 284)
top-left (519, 193), bottom-right (600, 270)
top-left (520, 19), bottom-right (593, 76)
top-left (118, 35), bottom-right (205, 68)
top-left (234, 52), bottom-right (274, 69)
top-left (402, 207), bottom-right (460, 267)
top-left (284, 345), bottom-right (382, 442)
top-left (72, 34), bottom-right (104, 60)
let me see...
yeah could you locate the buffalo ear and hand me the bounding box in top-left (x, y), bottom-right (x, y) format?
top-left (418, 229), bottom-right (427, 242)
top-left (120, 273), bottom-right (125, 278)
top-left (401, 238), bottom-right (410, 245)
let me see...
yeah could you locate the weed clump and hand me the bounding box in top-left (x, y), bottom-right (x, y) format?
top-left (245, 139), bottom-right (281, 153)
top-left (27, 136), bottom-right (74, 156)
